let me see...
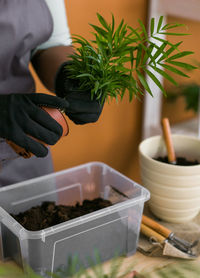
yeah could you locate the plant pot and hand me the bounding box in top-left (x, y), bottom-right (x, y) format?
top-left (138, 134), bottom-right (200, 223)
top-left (6, 107), bottom-right (69, 158)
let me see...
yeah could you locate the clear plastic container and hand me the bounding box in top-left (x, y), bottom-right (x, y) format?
top-left (0, 162), bottom-right (150, 276)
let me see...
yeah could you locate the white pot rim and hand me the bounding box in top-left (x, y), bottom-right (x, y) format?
top-left (139, 134), bottom-right (200, 169)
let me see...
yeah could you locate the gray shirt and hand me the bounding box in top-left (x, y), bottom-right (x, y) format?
top-left (0, 0), bottom-right (55, 186)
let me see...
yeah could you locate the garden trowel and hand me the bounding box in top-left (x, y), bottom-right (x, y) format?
top-left (141, 215), bottom-right (198, 257)
top-left (106, 185), bottom-right (198, 259)
top-left (140, 220), bottom-right (197, 259)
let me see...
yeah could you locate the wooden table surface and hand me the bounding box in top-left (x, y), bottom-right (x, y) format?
top-left (97, 250), bottom-right (200, 277)
top-left (0, 250), bottom-right (199, 277)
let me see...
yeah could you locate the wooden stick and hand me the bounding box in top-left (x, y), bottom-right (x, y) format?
top-left (142, 215), bottom-right (171, 238)
top-left (140, 223), bottom-right (166, 244)
top-left (161, 118), bottom-right (176, 164)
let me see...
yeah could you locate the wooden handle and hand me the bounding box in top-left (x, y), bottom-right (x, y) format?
top-left (140, 223), bottom-right (166, 244)
top-left (161, 118), bottom-right (176, 163)
top-left (142, 215), bottom-right (171, 238)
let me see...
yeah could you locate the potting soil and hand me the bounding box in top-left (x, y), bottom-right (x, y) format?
top-left (11, 198), bottom-right (112, 231)
top-left (155, 156), bottom-right (199, 166)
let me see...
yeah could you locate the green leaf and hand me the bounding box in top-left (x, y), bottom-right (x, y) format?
top-left (157, 41), bottom-right (183, 63)
top-left (95, 35), bottom-right (106, 56)
top-left (94, 80), bottom-right (100, 94)
top-left (97, 13), bottom-right (110, 31)
top-left (111, 13), bottom-right (115, 34)
top-left (157, 16), bottom-right (164, 33)
top-left (167, 60), bottom-right (197, 70)
top-left (140, 43), bottom-right (159, 67)
top-left (152, 36), bottom-right (177, 48)
top-left (160, 63), bottom-right (190, 77)
top-left (114, 18), bottom-right (124, 44)
top-left (151, 42), bottom-right (167, 62)
top-left (162, 23), bottom-right (185, 30)
top-left (136, 45), bottom-right (142, 67)
top-left (129, 50), bottom-right (134, 69)
top-left (138, 19), bottom-right (148, 39)
top-left (150, 18), bottom-right (155, 36)
top-left (77, 73), bottom-right (95, 80)
top-left (166, 51), bottom-right (194, 61)
top-left (99, 81), bottom-right (111, 89)
top-left (150, 65), bottom-right (178, 85)
top-left (128, 26), bottom-right (143, 40)
top-left (90, 24), bottom-right (108, 38)
top-left (72, 34), bottom-right (92, 46)
top-left (85, 55), bottom-right (100, 63)
top-left (182, 85), bottom-right (199, 112)
top-left (142, 44), bottom-right (154, 65)
top-left (159, 32), bottom-right (190, 36)
top-left (136, 69), bottom-right (153, 96)
top-left (144, 68), bottom-right (166, 95)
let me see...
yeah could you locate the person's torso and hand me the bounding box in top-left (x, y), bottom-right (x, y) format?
top-left (0, 0), bottom-right (53, 165)
top-left (0, 0), bottom-right (53, 95)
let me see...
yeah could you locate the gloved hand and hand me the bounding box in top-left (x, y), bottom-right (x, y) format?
top-left (55, 62), bottom-right (104, 125)
top-left (0, 93), bottom-right (69, 157)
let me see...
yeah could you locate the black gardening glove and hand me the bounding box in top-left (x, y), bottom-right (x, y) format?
top-left (55, 62), bottom-right (104, 125)
top-left (0, 93), bottom-right (69, 157)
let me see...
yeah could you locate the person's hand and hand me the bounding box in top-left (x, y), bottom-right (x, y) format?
top-left (55, 62), bottom-right (104, 125)
top-left (0, 93), bottom-right (69, 157)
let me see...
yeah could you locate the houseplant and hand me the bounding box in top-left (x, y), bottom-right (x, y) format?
top-left (64, 13), bottom-right (196, 102)
top-left (168, 83), bottom-right (200, 114)
top-left (167, 83), bottom-right (200, 136)
top-left (8, 13), bottom-right (196, 157)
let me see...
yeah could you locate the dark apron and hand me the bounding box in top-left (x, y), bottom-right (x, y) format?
top-left (0, 0), bottom-right (54, 186)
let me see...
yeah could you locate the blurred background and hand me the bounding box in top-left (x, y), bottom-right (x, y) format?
top-left (31, 0), bottom-right (200, 183)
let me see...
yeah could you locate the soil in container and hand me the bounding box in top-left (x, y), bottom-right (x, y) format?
top-left (11, 198), bottom-right (112, 231)
top-left (154, 156), bottom-right (199, 166)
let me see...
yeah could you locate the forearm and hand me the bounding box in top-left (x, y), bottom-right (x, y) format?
top-left (31, 45), bottom-right (75, 92)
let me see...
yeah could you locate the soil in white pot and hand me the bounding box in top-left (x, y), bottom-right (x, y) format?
top-left (155, 156), bottom-right (199, 166)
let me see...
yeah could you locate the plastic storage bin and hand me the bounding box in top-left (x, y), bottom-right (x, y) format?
top-left (0, 162), bottom-right (150, 276)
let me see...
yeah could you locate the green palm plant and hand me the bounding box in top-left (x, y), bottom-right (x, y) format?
top-left (167, 83), bottom-right (200, 113)
top-left (65, 13), bottom-right (196, 104)
top-left (166, 59), bottom-right (200, 113)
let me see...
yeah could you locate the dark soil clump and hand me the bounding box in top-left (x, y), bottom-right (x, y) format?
top-left (155, 156), bottom-right (199, 166)
top-left (11, 198), bottom-right (112, 231)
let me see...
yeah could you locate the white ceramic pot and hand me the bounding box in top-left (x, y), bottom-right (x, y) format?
top-left (138, 134), bottom-right (200, 223)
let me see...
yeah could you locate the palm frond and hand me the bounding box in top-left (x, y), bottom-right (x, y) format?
top-left (65, 13), bottom-right (196, 102)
